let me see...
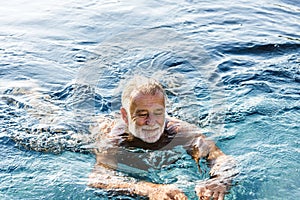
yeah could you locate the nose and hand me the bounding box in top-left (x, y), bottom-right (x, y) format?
top-left (145, 114), bottom-right (155, 126)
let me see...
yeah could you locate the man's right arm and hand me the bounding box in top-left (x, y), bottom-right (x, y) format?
top-left (88, 116), bottom-right (187, 199)
top-left (88, 152), bottom-right (188, 200)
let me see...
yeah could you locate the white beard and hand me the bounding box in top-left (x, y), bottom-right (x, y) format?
top-left (128, 120), bottom-right (165, 143)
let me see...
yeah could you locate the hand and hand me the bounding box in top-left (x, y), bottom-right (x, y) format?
top-left (195, 178), bottom-right (230, 200)
top-left (148, 184), bottom-right (188, 200)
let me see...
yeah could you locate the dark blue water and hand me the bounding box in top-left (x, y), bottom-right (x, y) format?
top-left (1, 0), bottom-right (299, 199)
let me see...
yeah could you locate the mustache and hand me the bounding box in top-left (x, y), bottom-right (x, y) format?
top-left (141, 124), bottom-right (161, 130)
top-left (140, 120), bottom-right (166, 131)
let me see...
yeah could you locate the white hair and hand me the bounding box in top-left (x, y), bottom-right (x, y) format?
top-left (121, 76), bottom-right (166, 112)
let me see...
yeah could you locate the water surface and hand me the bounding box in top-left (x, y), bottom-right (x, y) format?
top-left (1, 0), bottom-right (299, 199)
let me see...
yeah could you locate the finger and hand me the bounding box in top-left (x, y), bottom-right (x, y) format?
top-left (203, 195), bottom-right (210, 200)
top-left (203, 189), bottom-right (212, 197)
top-left (199, 196), bottom-right (209, 200)
top-left (218, 192), bottom-right (225, 200)
top-left (174, 193), bottom-right (188, 200)
top-left (166, 190), bottom-right (177, 200)
top-left (171, 191), bottom-right (187, 200)
top-left (199, 190), bottom-right (206, 199)
top-left (197, 186), bottom-right (206, 196)
top-left (199, 190), bottom-right (212, 200)
top-left (213, 191), bottom-right (219, 200)
top-left (162, 194), bottom-right (170, 200)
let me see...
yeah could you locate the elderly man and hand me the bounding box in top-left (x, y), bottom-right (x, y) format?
top-left (89, 76), bottom-right (236, 200)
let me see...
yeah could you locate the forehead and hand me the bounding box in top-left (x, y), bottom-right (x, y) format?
top-left (130, 92), bottom-right (165, 111)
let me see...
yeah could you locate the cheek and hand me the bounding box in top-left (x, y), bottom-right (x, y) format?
top-left (157, 116), bottom-right (165, 126)
top-left (133, 119), bottom-right (146, 126)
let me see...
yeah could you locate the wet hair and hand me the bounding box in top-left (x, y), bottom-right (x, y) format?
top-left (121, 76), bottom-right (166, 111)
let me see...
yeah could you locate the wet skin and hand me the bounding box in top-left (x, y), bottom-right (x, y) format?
top-left (121, 91), bottom-right (166, 144)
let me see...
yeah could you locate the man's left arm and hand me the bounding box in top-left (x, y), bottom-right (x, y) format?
top-left (191, 136), bottom-right (237, 200)
top-left (166, 117), bottom-right (237, 199)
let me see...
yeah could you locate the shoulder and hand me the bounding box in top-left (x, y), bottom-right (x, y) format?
top-left (109, 119), bottom-right (126, 137)
top-left (165, 116), bottom-right (203, 136)
top-left (90, 115), bottom-right (115, 135)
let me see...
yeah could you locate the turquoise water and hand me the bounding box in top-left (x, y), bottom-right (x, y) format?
top-left (1, 0), bottom-right (299, 199)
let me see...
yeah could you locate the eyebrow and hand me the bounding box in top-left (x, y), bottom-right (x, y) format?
top-left (135, 108), bottom-right (164, 113)
top-left (135, 110), bottom-right (148, 114)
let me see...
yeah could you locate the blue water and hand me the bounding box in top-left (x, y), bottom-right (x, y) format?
top-left (1, 0), bottom-right (299, 199)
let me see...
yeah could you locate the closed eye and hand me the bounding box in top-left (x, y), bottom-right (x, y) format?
top-left (154, 111), bottom-right (163, 115)
top-left (154, 108), bottom-right (164, 116)
top-left (135, 111), bottom-right (149, 118)
top-left (137, 113), bottom-right (148, 118)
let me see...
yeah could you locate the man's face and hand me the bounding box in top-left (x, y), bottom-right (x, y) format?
top-left (124, 91), bottom-right (166, 143)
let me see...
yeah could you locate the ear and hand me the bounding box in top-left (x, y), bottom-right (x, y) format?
top-left (120, 107), bottom-right (129, 125)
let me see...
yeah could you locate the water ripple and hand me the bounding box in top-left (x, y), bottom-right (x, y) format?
top-left (219, 42), bottom-right (300, 56)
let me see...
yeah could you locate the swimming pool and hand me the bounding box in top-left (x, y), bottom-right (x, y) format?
top-left (1, 0), bottom-right (299, 199)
